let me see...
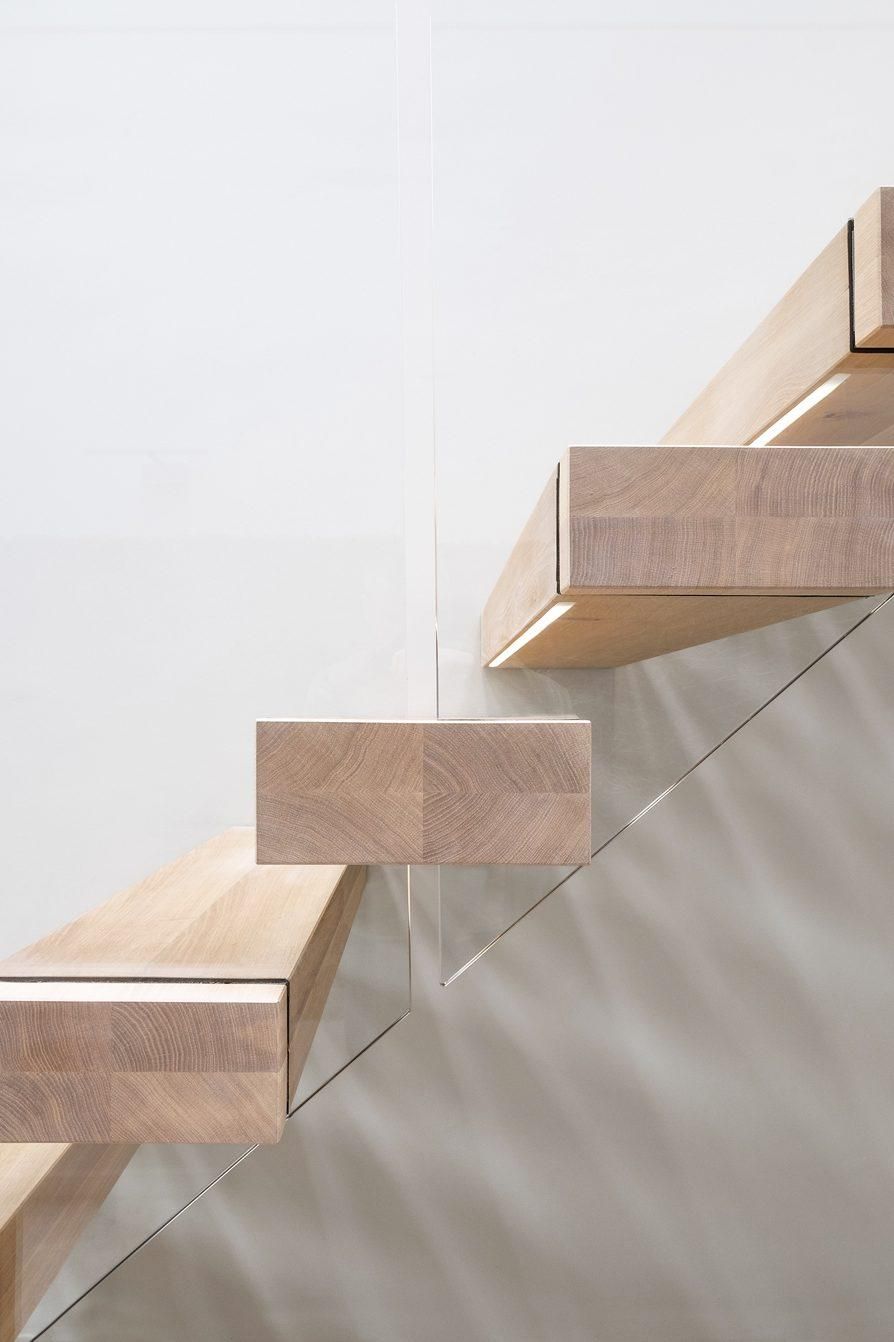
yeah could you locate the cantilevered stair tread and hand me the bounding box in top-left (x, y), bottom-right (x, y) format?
top-left (0, 829), bottom-right (365, 1144)
top-left (482, 446), bottom-right (894, 668)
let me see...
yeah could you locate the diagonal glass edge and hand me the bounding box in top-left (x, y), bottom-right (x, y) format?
top-left (29, 1004), bottom-right (414, 1341)
top-left (439, 594), bottom-right (893, 986)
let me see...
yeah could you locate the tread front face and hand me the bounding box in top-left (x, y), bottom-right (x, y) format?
top-left (256, 719), bottom-right (592, 867)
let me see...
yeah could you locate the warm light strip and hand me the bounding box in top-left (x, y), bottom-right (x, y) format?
top-left (488, 602), bottom-right (575, 668)
top-left (749, 373), bottom-right (849, 446)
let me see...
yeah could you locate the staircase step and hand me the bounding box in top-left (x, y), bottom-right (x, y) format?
top-left (483, 446), bottom-right (894, 668)
top-left (0, 829), bottom-right (364, 1144)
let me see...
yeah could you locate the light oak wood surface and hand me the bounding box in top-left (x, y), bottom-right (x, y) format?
top-left (561, 447), bottom-right (894, 593)
top-left (663, 187), bottom-right (894, 447)
top-left (766, 368), bottom-right (894, 447)
top-left (482, 447), bottom-right (894, 667)
top-left (496, 592), bottom-right (858, 669)
top-left (257, 720), bottom-right (591, 866)
top-left (481, 472), bottom-right (560, 669)
top-left (0, 830), bottom-right (365, 1143)
top-left (0, 981), bottom-right (287, 1145)
top-left (853, 188), bottom-right (894, 348)
top-left (0, 1142), bottom-right (134, 1342)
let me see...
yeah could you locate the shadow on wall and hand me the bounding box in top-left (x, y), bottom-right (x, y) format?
top-left (437, 533), bottom-right (880, 978)
top-left (35, 605), bottom-right (894, 1341)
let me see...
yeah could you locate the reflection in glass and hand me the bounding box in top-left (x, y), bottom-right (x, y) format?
top-left (290, 865), bottom-right (411, 1112)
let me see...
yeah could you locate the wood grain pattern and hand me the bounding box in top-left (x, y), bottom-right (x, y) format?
top-left (257, 720), bottom-right (591, 866)
top-left (422, 720), bottom-right (590, 865)
top-left (0, 1142), bottom-right (133, 1342)
top-left (0, 830), bottom-right (366, 1142)
top-left (0, 982), bottom-right (287, 1144)
top-left (1, 828), bottom-right (355, 981)
top-left (481, 472), bottom-right (559, 666)
top-left (766, 369), bottom-right (894, 446)
top-left (561, 447), bottom-right (894, 593)
top-left (256, 722), bottom-right (423, 865)
top-left (853, 187), bottom-right (894, 348)
top-left (483, 447), bottom-right (893, 667)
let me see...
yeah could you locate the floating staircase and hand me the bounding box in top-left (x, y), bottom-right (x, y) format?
top-left (4, 187), bottom-right (894, 1341)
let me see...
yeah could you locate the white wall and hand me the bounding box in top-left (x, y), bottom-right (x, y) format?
top-left (7, 0), bottom-right (894, 1337)
top-left (0, 0), bottom-right (405, 954)
top-left (1, 8), bottom-right (412, 1323)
